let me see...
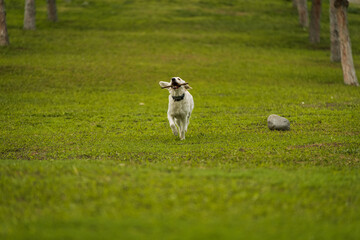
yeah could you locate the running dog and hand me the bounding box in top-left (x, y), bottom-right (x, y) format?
top-left (159, 77), bottom-right (194, 140)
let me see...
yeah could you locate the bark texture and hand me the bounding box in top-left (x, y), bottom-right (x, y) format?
top-left (309, 0), bottom-right (322, 43)
top-left (335, 0), bottom-right (359, 86)
top-left (24, 0), bottom-right (36, 30)
top-left (0, 0), bottom-right (9, 46)
top-left (297, 0), bottom-right (309, 27)
top-left (330, 0), bottom-right (341, 62)
top-left (47, 0), bottom-right (57, 22)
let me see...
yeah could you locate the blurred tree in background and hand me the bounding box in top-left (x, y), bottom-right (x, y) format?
top-left (334, 0), bottom-right (359, 85)
top-left (47, 0), bottom-right (57, 22)
top-left (309, 0), bottom-right (322, 43)
top-left (23, 0), bottom-right (35, 30)
top-left (0, 0), bottom-right (9, 46)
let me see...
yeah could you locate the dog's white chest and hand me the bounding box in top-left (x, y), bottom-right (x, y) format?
top-left (168, 92), bottom-right (193, 117)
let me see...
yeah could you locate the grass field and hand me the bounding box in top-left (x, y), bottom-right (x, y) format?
top-left (1, 0), bottom-right (360, 239)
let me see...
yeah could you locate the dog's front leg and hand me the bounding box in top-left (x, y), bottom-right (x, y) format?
top-left (168, 114), bottom-right (178, 136)
top-left (178, 118), bottom-right (186, 140)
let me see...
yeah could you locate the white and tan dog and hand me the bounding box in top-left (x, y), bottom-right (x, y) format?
top-left (159, 77), bottom-right (194, 140)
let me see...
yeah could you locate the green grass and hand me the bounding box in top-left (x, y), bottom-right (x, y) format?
top-left (1, 0), bottom-right (360, 239)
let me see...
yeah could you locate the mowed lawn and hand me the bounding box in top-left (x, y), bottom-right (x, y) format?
top-left (1, 0), bottom-right (360, 239)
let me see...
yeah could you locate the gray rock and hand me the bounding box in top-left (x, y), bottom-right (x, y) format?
top-left (267, 114), bottom-right (290, 131)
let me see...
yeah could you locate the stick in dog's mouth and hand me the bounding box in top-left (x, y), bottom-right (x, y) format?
top-left (161, 82), bottom-right (189, 89)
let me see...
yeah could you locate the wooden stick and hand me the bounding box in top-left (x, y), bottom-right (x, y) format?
top-left (161, 82), bottom-right (189, 89)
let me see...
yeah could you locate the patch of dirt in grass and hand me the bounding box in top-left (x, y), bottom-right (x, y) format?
top-left (206, 9), bottom-right (249, 16)
top-left (300, 102), bottom-right (356, 109)
top-left (325, 102), bottom-right (356, 109)
top-left (287, 142), bottom-right (343, 149)
top-left (0, 65), bottom-right (30, 75)
top-left (293, 154), bottom-right (360, 167)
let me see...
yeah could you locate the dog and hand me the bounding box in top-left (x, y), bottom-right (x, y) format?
top-left (159, 77), bottom-right (194, 140)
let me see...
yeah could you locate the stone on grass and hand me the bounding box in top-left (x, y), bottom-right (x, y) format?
top-left (267, 114), bottom-right (290, 131)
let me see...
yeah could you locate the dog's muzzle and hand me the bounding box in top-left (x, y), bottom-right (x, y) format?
top-left (171, 78), bottom-right (180, 89)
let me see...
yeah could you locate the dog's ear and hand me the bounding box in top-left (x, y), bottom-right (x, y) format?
top-left (184, 84), bottom-right (192, 90)
top-left (159, 81), bottom-right (170, 89)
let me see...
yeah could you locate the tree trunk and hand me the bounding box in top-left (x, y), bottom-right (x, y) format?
top-left (0, 0), bottom-right (9, 46)
top-left (329, 0), bottom-right (341, 62)
top-left (47, 0), bottom-right (57, 22)
top-left (24, 0), bottom-right (36, 30)
top-left (297, 0), bottom-right (309, 28)
top-left (309, 0), bottom-right (321, 43)
top-left (335, 0), bottom-right (359, 86)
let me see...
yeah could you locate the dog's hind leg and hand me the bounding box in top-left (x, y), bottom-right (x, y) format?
top-left (168, 115), bottom-right (178, 136)
top-left (185, 113), bottom-right (191, 132)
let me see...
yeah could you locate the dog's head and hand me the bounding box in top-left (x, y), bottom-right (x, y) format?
top-left (159, 77), bottom-right (192, 92)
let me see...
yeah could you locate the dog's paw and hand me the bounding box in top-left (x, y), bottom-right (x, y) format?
top-left (180, 132), bottom-right (185, 140)
top-left (170, 125), bottom-right (178, 136)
